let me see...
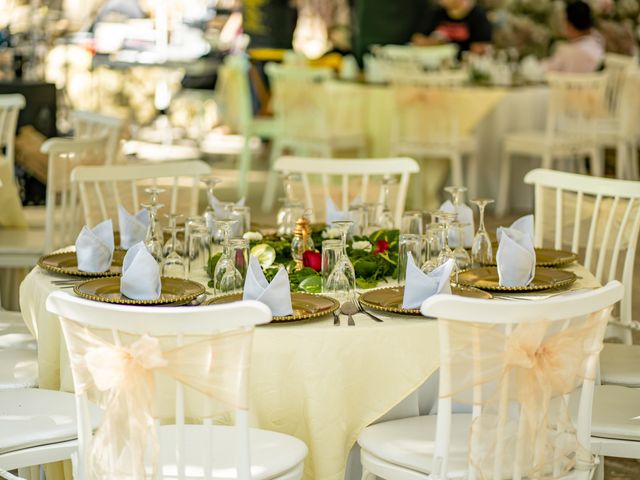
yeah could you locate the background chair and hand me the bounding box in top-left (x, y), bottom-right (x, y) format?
top-left (70, 160), bottom-right (211, 228)
top-left (0, 94), bottom-right (25, 178)
top-left (272, 156), bottom-right (419, 227)
top-left (46, 291), bottom-right (307, 479)
top-left (358, 282), bottom-right (622, 480)
top-left (69, 110), bottom-right (125, 165)
top-left (497, 73), bottom-right (609, 216)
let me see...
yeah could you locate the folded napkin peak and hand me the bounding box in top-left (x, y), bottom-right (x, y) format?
top-left (120, 242), bottom-right (162, 300)
top-left (402, 254), bottom-right (454, 310)
top-left (243, 255), bottom-right (293, 317)
top-left (118, 205), bottom-right (150, 250)
top-left (439, 200), bottom-right (474, 248)
top-left (208, 192), bottom-right (245, 218)
top-left (496, 227), bottom-right (536, 287)
top-left (326, 195), bottom-right (362, 226)
top-left (497, 214), bottom-right (534, 244)
top-left (75, 219), bottom-right (115, 273)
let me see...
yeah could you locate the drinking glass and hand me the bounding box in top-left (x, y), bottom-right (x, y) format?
top-left (379, 177), bottom-right (396, 230)
top-left (349, 205), bottom-right (368, 237)
top-left (213, 219), bottom-right (244, 294)
top-left (398, 233), bottom-right (422, 284)
top-left (401, 211), bottom-right (423, 235)
top-left (277, 201), bottom-right (304, 236)
top-left (161, 219), bottom-right (186, 278)
top-left (421, 223), bottom-right (442, 273)
top-left (444, 185), bottom-right (471, 248)
top-left (201, 176), bottom-right (222, 234)
top-left (230, 238), bottom-right (250, 280)
top-left (434, 211), bottom-right (457, 267)
top-left (141, 201), bottom-right (164, 262)
top-left (364, 203), bottom-right (381, 233)
top-left (325, 221), bottom-right (356, 301)
top-left (321, 240), bottom-right (342, 292)
top-left (232, 205), bottom-right (251, 236)
top-left (187, 225), bottom-right (211, 282)
top-left (471, 198), bottom-right (495, 266)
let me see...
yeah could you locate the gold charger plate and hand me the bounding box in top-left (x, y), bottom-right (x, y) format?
top-left (457, 267), bottom-right (577, 292)
top-left (485, 244), bottom-right (577, 267)
top-left (73, 277), bottom-right (205, 305)
top-left (206, 292), bottom-right (339, 322)
top-left (38, 249), bottom-right (127, 277)
top-left (359, 285), bottom-right (493, 316)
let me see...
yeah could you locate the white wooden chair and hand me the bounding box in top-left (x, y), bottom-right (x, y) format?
top-left (261, 63), bottom-right (367, 211)
top-left (0, 94), bottom-right (25, 176)
top-left (46, 291), bottom-right (308, 480)
top-left (272, 156), bottom-right (420, 227)
top-left (70, 160), bottom-right (211, 227)
top-left (358, 282), bottom-right (623, 480)
top-left (496, 73), bottom-right (609, 216)
top-left (215, 55), bottom-right (279, 197)
top-left (0, 136), bottom-right (109, 269)
top-left (70, 110), bottom-right (125, 165)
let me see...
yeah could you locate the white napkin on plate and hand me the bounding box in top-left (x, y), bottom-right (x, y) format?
top-left (243, 255), bottom-right (293, 317)
top-left (497, 214), bottom-right (534, 244)
top-left (208, 192), bottom-right (245, 218)
top-left (75, 219), bottom-right (114, 273)
top-left (440, 200), bottom-right (474, 248)
top-left (326, 195), bottom-right (362, 226)
top-left (117, 205), bottom-right (150, 250)
top-left (496, 228), bottom-right (536, 287)
top-left (120, 242), bottom-right (162, 300)
top-left (402, 255), bottom-right (455, 309)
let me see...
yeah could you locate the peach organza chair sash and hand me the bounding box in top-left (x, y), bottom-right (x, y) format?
top-left (440, 307), bottom-right (611, 479)
top-left (60, 319), bottom-right (254, 479)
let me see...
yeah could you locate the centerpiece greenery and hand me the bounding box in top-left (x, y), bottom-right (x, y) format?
top-left (207, 225), bottom-right (400, 293)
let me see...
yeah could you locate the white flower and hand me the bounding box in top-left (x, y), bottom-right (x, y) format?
top-left (243, 231), bottom-right (263, 241)
top-left (322, 228), bottom-right (341, 239)
top-left (352, 240), bottom-right (372, 252)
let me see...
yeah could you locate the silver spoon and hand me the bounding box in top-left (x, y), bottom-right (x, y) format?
top-left (340, 302), bottom-right (357, 327)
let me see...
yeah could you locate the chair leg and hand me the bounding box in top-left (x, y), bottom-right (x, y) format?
top-left (450, 152), bottom-right (464, 188)
top-left (593, 455), bottom-right (604, 480)
top-left (237, 136), bottom-right (253, 198)
top-left (261, 139), bottom-right (285, 212)
top-left (630, 143), bottom-right (639, 180)
top-left (496, 149), bottom-right (512, 217)
top-left (615, 141), bottom-right (627, 179)
top-left (361, 468), bottom-right (377, 480)
top-left (541, 151), bottom-right (553, 170)
top-left (589, 147), bottom-right (604, 177)
top-left (466, 152), bottom-right (478, 199)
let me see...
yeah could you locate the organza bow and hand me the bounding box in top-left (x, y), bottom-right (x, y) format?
top-left (61, 320), bottom-right (254, 479)
top-left (441, 307), bottom-right (611, 480)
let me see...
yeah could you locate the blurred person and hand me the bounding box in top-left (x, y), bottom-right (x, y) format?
top-left (544, 0), bottom-right (605, 73)
top-left (412, 0), bottom-right (492, 56)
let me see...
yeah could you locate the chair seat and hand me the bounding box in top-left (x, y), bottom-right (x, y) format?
top-left (0, 388), bottom-right (102, 455)
top-left (591, 385), bottom-right (640, 441)
top-left (155, 424), bottom-right (307, 479)
top-left (394, 136), bottom-right (476, 157)
top-left (281, 134), bottom-right (366, 150)
top-left (504, 131), bottom-right (594, 154)
top-left (358, 414), bottom-right (471, 476)
top-left (0, 227), bottom-right (45, 267)
top-left (600, 343), bottom-right (640, 387)
top-left (0, 349), bottom-right (38, 389)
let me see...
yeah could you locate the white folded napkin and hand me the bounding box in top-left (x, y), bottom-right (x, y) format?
top-left (117, 206), bottom-right (150, 250)
top-left (496, 228), bottom-right (536, 287)
top-left (208, 192), bottom-right (245, 219)
top-left (120, 242), bottom-right (162, 300)
top-left (243, 255), bottom-right (293, 317)
top-left (440, 200), bottom-right (474, 248)
top-left (75, 219), bottom-right (114, 273)
top-left (497, 214), bottom-right (534, 244)
top-left (326, 195), bottom-right (362, 227)
top-left (402, 255), bottom-right (455, 309)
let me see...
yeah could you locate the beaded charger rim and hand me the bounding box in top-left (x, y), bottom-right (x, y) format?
top-left (38, 249), bottom-right (126, 278)
top-left (456, 267), bottom-right (577, 292)
top-left (73, 277), bottom-right (205, 305)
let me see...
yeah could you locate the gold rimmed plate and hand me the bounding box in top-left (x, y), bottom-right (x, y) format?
top-left (485, 244), bottom-right (577, 267)
top-left (206, 292), bottom-right (339, 322)
top-left (359, 285), bottom-right (493, 316)
top-left (38, 249), bottom-right (127, 278)
top-left (73, 277), bottom-right (205, 305)
top-left (457, 267), bottom-right (577, 292)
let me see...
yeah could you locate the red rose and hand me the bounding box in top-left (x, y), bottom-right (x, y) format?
top-left (374, 240), bottom-right (390, 255)
top-left (303, 250), bottom-right (322, 271)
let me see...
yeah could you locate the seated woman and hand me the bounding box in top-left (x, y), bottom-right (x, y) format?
top-left (544, 1), bottom-right (605, 73)
top-left (411, 0), bottom-right (492, 56)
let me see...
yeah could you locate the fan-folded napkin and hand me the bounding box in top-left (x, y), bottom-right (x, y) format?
top-left (242, 255), bottom-right (293, 317)
top-left (402, 255), bottom-right (455, 309)
top-left (496, 214), bottom-right (534, 244)
top-left (75, 219), bottom-right (114, 273)
top-left (209, 193), bottom-right (245, 235)
top-left (496, 232), bottom-right (536, 288)
top-left (118, 206), bottom-right (150, 249)
top-left (120, 242), bottom-right (162, 300)
top-left (326, 196), bottom-right (362, 227)
top-left (440, 200), bottom-right (474, 248)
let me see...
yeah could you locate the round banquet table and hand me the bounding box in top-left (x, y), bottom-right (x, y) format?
top-left (19, 262), bottom-right (600, 480)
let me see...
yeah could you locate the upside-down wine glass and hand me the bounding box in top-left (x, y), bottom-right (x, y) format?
top-left (213, 218), bottom-right (243, 294)
top-left (450, 220), bottom-right (471, 271)
top-left (163, 213), bottom-right (184, 256)
top-left (201, 176), bottom-right (223, 234)
top-left (379, 177), bottom-right (396, 230)
top-left (471, 198), bottom-right (494, 267)
top-left (162, 214), bottom-right (186, 278)
top-left (325, 220), bottom-right (356, 302)
top-left (444, 185), bottom-right (469, 248)
top-left (141, 201), bottom-right (164, 262)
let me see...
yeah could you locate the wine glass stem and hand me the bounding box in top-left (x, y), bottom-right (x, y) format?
top-left (478, 204), bottom-right (487, 233)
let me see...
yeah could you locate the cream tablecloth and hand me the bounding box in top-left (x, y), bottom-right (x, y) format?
top-left (19, 262), bottom-right (598, 480)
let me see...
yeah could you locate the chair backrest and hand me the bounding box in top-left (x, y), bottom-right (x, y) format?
top-left (603, 53), bottom-right (635, 116)
top-left (421, 281), bottom-right (623, 480)
top-left (0, 94), bottom-right (26, 175)
top-left (70, 160), bottom-right (211, 227)
top-left (524, 168), bottom-right (640, 336)
top-left (214, 54), bottom-right (254, 135)
top-left (616, 66), bottom-right (640, 142)
top-left (273, 156), bottom-right (419, 226)
top-left (545, 73), bottom-right (609, 141)
top-left (46, 290), bottom-right (271, 480)
top-left (70, 110), bottom-right (125, 165)
top-left (41, 136), bottom-right (109, 252)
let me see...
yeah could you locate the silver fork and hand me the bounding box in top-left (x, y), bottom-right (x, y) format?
top-left (355, 298), bottom-right (384, 322)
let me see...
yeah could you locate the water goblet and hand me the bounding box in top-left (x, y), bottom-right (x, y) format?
top-left (471, 198), bottom-right (495, 266)
top-left (398, 234), bottom-right (422, 284)
top-left (444, 185), bottom-right (472, 248)
top-left (187, 225), bottom-right (211, 283)
top-left (325, 220), bottom-right (356, 302)
top-left (213, 218), bottom-right (243, 294)
top-left (321, 240), bottom-right (342, 292)
top-left (163, 214), bottom-right (184, 257)
top-left (144, 187), bottom-right (165, 204)
top-left (162, 224), bottom-right (186, 278)
top-left (450, 220), bottom-right (471, 271)
top-left (401, 211), bottom-right (423, 235)
top-left (141, 201), bottom-right (164, 262)
top-left (421, 223), bottom-right (443, 273)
